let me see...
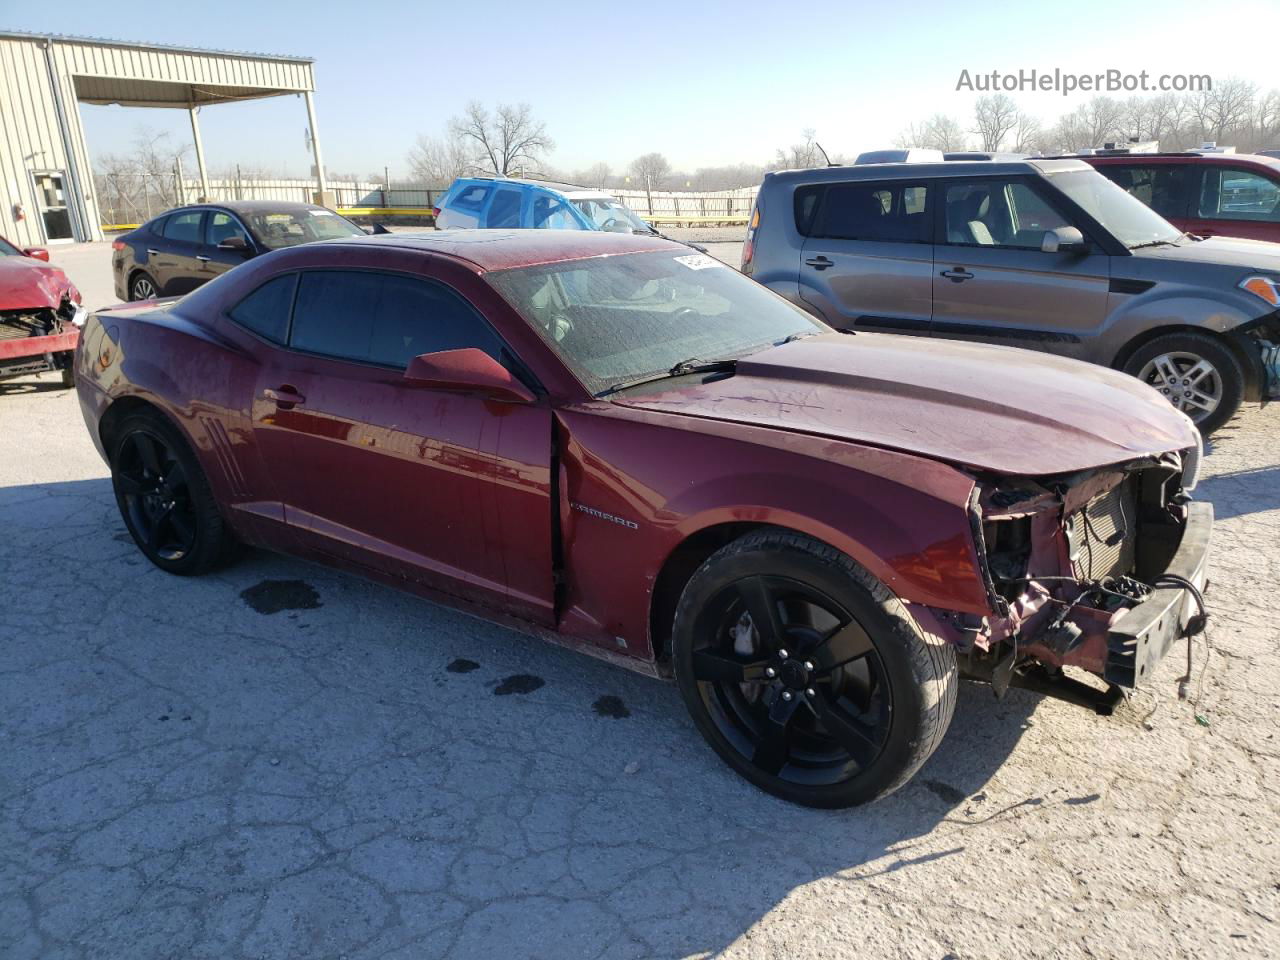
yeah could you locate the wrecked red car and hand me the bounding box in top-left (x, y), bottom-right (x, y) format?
top-left (0, 236), bottom-right (83, 387)
top-left (74, 231), bottom-right (1211, 807)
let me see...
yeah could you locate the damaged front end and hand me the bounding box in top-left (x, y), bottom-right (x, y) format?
top-left (949, 446), bottom-right (1211, 713)
top-left (0, 294), bottom-right (85, 383)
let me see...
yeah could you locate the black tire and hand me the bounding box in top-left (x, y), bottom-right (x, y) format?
top-left (672, 530), bottom-right (957, 808)
top-left (109, 410), bottom-right (237, 575)
top-left (1122, 332), bottom-right (1244, 436)
top-left (129, 272), bottom-right (158, 301)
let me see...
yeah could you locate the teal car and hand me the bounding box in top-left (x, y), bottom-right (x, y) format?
top-left (434, 177), bottom-right (656, 233)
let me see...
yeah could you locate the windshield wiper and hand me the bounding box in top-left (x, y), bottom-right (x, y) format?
top-left (597, 357), bottom-right (738, 397)
top-left (1129, 238), bottom-right (1183, 250)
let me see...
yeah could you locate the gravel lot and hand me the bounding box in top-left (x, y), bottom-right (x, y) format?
top-left (1, 245), bottom-right (1278, 959)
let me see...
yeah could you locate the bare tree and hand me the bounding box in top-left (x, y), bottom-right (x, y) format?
top-left (629, 153), bottom-right (671, 190)
top-left (897, 114), bottom-right (968, 152)
top-left (972, 95), bottom-right (1019, 152)
top-left (1010, 111), bottom-right (1042, 153)
top-left (93, 127), bottom-right (192, 222)
top-left (1191, 78), bottom-right (1258, 146)
top-left (774, 129), bottom-right (823, 169)
top-left (1079, 96), bottom-right (1127, 147)
top-left (450, 101), bottom-right (553, 176)
top-left (576, 162), bottom-right (612, 187)
top-left (407, 132), bottom-right (474, 185)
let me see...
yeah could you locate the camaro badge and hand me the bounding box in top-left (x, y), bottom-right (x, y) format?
top-left (571, 502), bottom-right (638, 529)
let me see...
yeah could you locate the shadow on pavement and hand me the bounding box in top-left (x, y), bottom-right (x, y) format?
top-left (1, 477), bottom-right (1040, 959)
top-left (1195, 464), bottom-right (1280, 520)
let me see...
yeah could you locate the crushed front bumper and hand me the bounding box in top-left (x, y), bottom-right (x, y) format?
top-left (1104, 501), bottom-right (1213, 688)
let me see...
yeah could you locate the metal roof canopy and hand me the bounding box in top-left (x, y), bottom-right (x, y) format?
top-left (0, 30), bottom-right (327, 209)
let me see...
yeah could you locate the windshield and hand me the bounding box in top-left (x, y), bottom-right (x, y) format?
top-left (245, 208), bottom-right (366, 250)
top-left (487, 250), bottom-right (828, 395)
top-left (1047, 169), bottom-right (1184, 248)
top-left (571, 198), bottom-right (654, 234)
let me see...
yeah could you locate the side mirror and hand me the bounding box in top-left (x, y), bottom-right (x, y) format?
top-left (403, 348), bottom-right (535, 404)
top-left (364, 222), bottom-right (391, 235)
top-left (1041, 226), bottom-right (1088, 254)
top-left (22, 247), bottom-right (49, 261)
top-left (217, 235), bottom-right (250, 253)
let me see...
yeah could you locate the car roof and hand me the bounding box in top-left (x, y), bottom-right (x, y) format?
top-left (326, 228), bottom-right (677, 271)
top-left (1080, 152), bottom-right (1280, 169)
top-left (763, 158), bottom-right (1091, 184)
top-left (155, 200), bottom-right (334, 218)
top-left (455, 176), bottom-right (613, 200)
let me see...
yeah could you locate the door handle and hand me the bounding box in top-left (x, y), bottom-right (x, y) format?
top-left (262, 385), bottom-right (305, 409)
top-left (196, 255), bottom-right (210, 262)
top-left (805, 256), bottom-right (834, 270)
top-left (940, 268), bottom-right (975, 282)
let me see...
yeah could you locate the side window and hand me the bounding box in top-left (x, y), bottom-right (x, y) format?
top-left (227, 274), bottom-right (296, 344)
top-left (531, 195), bottom-right (580, 229)
top-left (1096, 164), bottom-right (1189, 219)
top-left (451, 184), bottom-right (491, 212)
top-left (1199, 168), bottom-right (1280, 222)
top-left (485, 189), bottom-right (522, 228)
top-left (809, 182), bottom-right (930, 243)
top-left (162, 210), bottom-right (204, 244)
top-left (289, 270), bottom-right (504, 369)
top-left (943, 180), bottom-right (1070, 248)
top-left (206, 211), bottom-right (248, 246)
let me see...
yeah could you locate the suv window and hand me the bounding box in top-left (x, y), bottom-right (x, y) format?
top-left (1094, 164), bottom-right (1190, 220)
top-left (531, 195), bottom-right (580, 229)
top-left (485, 189), bottom-right (522, 228)
top-left (228, 274), bottom-right (296, 343)
top-left (289, 270), bottom-right (504, 369)
top-left (801, 182), bottom-right (930, 242)
top-left (452, 184), bottom-right (490, 212)
top-left (1199, 168), bottom-right (1280, 222)
top-left (162, 210), bottom-right (204, 244)
top-left (943, 179), bottom-right (1071, 248)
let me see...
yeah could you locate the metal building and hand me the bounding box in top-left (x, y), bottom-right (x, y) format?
top-left (0, 31), bottom-right (327, 246)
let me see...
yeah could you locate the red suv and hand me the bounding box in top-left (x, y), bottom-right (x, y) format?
top-left (1084, 153), bottom-right (1280, 243)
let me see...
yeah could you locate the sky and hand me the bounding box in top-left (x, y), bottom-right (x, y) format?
top-left (4, 0), bottom-right (1277, 180)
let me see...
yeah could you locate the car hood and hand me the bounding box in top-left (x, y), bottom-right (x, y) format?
top-left (0, 255), bottom-right (76, 310)
top-left (1132, 235), bottom-right (1280, 271)
top-left (609, 333), bottom-right (1197, 475)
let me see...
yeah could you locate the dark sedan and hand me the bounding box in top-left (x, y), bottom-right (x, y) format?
top-left (76, 230), bottom-right (1210, 807)
top-left (111, 201), bottom-right (370, 301)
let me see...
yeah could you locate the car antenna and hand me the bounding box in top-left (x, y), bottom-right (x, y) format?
top-left (815, 141), bottom-right (837, 166)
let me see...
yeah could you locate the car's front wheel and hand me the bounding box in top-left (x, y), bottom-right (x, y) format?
top-left (1123, 332), bottom-right (1244, 436)
top-left (110, 410), bottom-right (237, 575)
top-left (672, 530), bottom-right (958, 808)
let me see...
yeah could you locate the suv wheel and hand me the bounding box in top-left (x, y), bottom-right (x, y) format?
top-left (1123, 332), bottom-right (1244, 436)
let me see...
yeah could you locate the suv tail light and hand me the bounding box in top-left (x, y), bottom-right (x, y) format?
top-left (431, 206), bottom-right (441, 218)
top-left (741, 206), bottom-right (760, 275)
top-left (111, 240), bottom-right (125, 251)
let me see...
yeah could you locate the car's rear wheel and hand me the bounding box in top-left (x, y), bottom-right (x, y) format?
top-left (1123, 332), bottom-right (1244, 436)
top-left (129, 272), bottom-right (158, 301)
top-left (672, 530), bottom-right (957, 808)
top-left (110, 411), bottom-right (236, 575)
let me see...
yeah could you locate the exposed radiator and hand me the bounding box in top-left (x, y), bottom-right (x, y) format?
top-left (1067, 479), bottom-right (1137, 580)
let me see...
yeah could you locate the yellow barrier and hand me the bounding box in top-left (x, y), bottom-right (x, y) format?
top-left (102, 224), bottom-right (141, 231)
top-left (337, 207), bottom-right (435, 217)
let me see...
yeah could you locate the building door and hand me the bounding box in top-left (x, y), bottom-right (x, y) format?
top-left (31, 171), bottom-right (76, 243)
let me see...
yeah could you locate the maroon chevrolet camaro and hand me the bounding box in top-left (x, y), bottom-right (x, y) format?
top-left (75, 230), bottom-right (1212, 807)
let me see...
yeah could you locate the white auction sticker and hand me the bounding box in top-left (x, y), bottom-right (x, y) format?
top-left (310, 209), bottom-right (337, 217)
top-left (673, 253), bottom-right (723, 270)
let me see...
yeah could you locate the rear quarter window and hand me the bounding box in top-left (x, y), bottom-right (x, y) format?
top-left (227, 274), bottom-right (297, 344)
top-left (451, 185), bottom-right (491, 212)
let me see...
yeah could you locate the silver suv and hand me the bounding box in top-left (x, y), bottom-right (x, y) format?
top-left (743, 158), bottom-right (1280, 434)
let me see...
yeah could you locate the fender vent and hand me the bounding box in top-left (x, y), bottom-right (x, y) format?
top-left (202, 417), bottom-right (250, 498)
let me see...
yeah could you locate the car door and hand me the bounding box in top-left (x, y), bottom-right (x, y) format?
top-left (796, 179), bottom-right (934, 334)
top-left (930, 176), bottom-right (1110, 359)
top-left (255, 264), bottom-right (555, 623)
top-left (1189, 165), bottom-right (1280, 242)
top-left (201, 209), bottom-right (256, 280)
top-left (151, 209), bottom-right (208, 295)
